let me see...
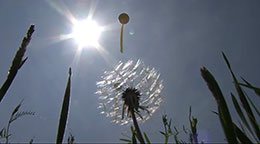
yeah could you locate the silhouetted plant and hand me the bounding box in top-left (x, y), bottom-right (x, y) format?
top-left (67, 132), bottom-right (75, 144)
top-left (0, 100), bottom-right (34, 144)
top-left (56, 68), bottom-right (72, 144)
top-left (201, 52), bottom-right (260, 143)
top-left (160, 114), bottom-right (173, 144)
top-left (0, 25), bottom-right (35, 103)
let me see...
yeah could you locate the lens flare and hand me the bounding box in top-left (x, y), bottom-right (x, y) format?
top-left (72, 19), bottom-right (104, 49)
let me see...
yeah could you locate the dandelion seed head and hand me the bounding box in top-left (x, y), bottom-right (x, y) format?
top-left (96, 59), bottom-right (163, 125)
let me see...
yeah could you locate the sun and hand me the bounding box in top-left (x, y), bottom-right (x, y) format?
top-left (71, 18), bottom-right (103, 49)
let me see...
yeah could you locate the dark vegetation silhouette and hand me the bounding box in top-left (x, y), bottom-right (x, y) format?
top-left (0, 24), bottom-right (259, 143)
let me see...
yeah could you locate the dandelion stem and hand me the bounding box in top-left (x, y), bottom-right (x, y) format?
top-left (120, 24), bottom-right (124, 53)
top-left (130, 108), bottom-right (145, 144)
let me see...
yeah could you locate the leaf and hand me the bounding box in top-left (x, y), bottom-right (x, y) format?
top-left (231, 93), bottom-right (254, 137)
top-left (246, 94), bottom-right (260, 117)
top-left (56, 68), bottom-right (72, 144)
top-left (143, 132), bottom-right (151, 144)
top-left (67, 132), bottom-right (75, 144)
top-left (159, 131), bottom-right (166, 136)
top-left (233, 123), bottom-right (253, 144)
top-left (0, 25), bottom-right (35, 103)
top-left (120, 138), bottom-right (132, 143)
top-left (130, 126), bottom-right (137, 144)
top-left (18, 57), bottom-right (28, 69)
top-left (201, 66), bottom-right (237, 143)
top-left (10, 111), bottom-right (35, 123)
top-left (240, 77), bottom-right (260, 97)
top-left (11, 100), bottom-right (23, 116)
top-left (0, 128), bottom-right (6, 138)
top-left (222, 52), bottom-right (260, 140)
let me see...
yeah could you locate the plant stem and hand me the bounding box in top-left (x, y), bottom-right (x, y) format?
top-left (130, 108), bottom-right (145, 144)
top-left (6, 114), bottom-right (13, 144)
top-left (120, 24), bottom-right (124, 53)
top-left (0, 25), bottom-right (34, 103)
top-left (5, 122), bottom-right (10, 144)
top-left (56, 68), bottom-right (72, 144)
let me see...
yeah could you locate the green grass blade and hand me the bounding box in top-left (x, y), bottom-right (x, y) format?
top-left (0, 25), bottom-right (35, 103)
top-left (120, 138), bottom-right (132, 143)
top-left (56, 68), bottom-right (72, 144)
top-left (240, 77), bottom-right (260, 97)
top-left (238, 120), bottom-right (247, 136)
top-left (201, 67), bottom-right (238, 143)
top-left (233, 123), bottom-right (253, 144)
top-left (11, 99), bottom-right (23, 117)
top-left (246, 95), bottom-right (260, 117)
top-left (189, 106), bottom-right (198, 144)
top-left (130, 126), bottom-right (137, 144)
top-left (143, 132), bottom-right (151, 144)
top-left (222, 52), bottom-right (260, 140)
top-left (231, 93), bottom-right (254, 135)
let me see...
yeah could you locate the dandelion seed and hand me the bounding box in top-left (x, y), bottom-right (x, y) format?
top-left (96, 59), bottom-right (163, 125)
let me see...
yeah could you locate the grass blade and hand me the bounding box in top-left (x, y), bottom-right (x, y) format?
top-left (231, 93), bottom-right (254, 135)
top-left (56, 68), bottom-right (72, 144)
top-left (130, 126), bottom-right (137, 144)
top-left (67, 132), bottom-right (75, 144)
top-left (233, 123), bottom-right (253, 144)
top-left (246, 95), bottom-right (260, 117)
top-left (240, 77), bottom-right (260, 97)
top-left (120, 138), bottom-right (132, 143)
top-left (0, 25), bottom-right (35, 103)
top-left (201, 67), bottom-right (237, 143)
top-left (189, 106), bottom-right (198, 144)
top-left (222, 52), bottom-right (260, 140)
top-left (143, 132), bottom-right (151, 144)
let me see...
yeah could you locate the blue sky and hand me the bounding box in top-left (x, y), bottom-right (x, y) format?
top-left (0, 0), bottom-right (260, 143)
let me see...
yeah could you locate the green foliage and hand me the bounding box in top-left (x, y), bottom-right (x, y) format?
top-left (222, 52), bottom-right (260, 141)
top-left (189, 107), bottom-right (198, 144)
top-left (201, 66), bottom-right (238, 143)
top-left (201, 52), bottom-right (260, 143)
top-left (120, 126), bottom-right (138, 144)
top-left (143, 132), bottom-right (150, 144)
top-left (160, 114), bottom-right (173, 144)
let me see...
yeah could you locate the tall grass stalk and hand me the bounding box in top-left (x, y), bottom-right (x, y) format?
top-left (160, 115), bottom-right (172, 144)
top-left (201, 52), bottom-right (260, 143)
top-left (0, 25), bottom-right (35, 103)
top-left (56, 68), bottom-right (72, 144)
top-left (222, 52), bottom-right (260, 140)
top-left (189, 107), bottom-right (198, 144)
top-left (201, 67), bottom-right (238, 143)
top-left (3, 100), bottom-right (35, 144)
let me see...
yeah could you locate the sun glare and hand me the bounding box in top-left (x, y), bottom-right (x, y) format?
top-left (72, 18), bottom-right (103, 49)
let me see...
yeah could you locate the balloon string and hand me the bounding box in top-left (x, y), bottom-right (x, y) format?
top-left (120, 24), bottom-right (124, 53)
